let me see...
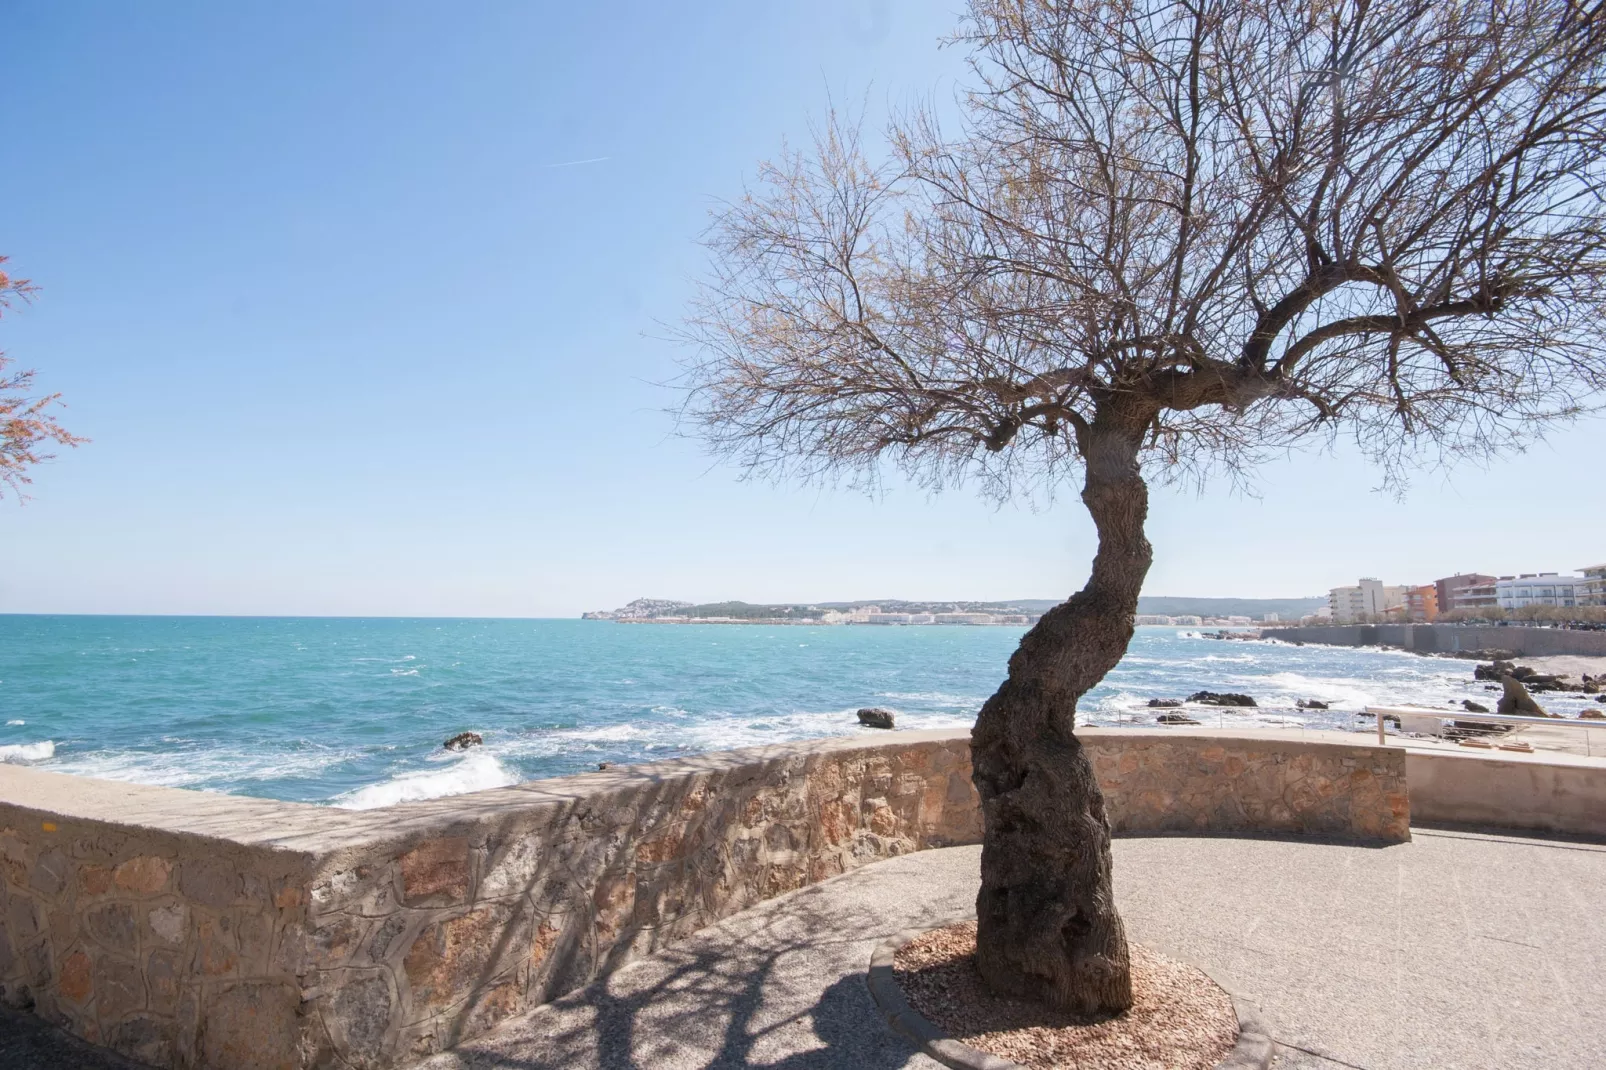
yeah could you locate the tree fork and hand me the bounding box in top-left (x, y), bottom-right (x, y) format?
top-left (970, 412), bottom-right (1152, 1015)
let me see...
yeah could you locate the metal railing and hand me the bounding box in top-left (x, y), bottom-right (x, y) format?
top-left (1365, 705), bottom-right (1603, 757)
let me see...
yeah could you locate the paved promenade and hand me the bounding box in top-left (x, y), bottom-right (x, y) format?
top-left (410, 828), bottom-right (1604, 1070)
top-left (8, 828), bottom-right (1603, 1069)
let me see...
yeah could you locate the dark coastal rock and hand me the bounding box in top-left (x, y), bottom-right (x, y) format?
top-left (1496, 676), bottom-right (1550, 718)
top-left (1474, 660), bottom-right (1516, 681)
top-left (857, 707), bottom-right (896, 730)
top-left (597, 761), bottom-right (613, 770)
top-left (1580, 709), bottom-right (1604, 719)
top-left (1147, 698), bottom-right (1184, 708)
top-left (1461, 699), bottom-right (1490, 713)
top-left (1155, 712), bottom-right (1201, 724)
top-left (1187, 691), bottom-right (1257, 707)
top-left (443, 731), bottom-right (483, 751)
top-left (1296, 699), bottom-right (1329, 710)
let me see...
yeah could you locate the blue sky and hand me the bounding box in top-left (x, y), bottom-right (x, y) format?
top-left (1, 1), bottom-right (1600, 617)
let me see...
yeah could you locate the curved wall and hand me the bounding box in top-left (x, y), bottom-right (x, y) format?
top-left (0, 729), bottom-right (1406, 1069)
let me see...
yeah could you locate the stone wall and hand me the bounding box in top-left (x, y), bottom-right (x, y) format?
top-left (1084, 731), bottom-right (1410, 841)
top-left (0, 733), bottom-right (978, 1069)
top-left (1280, 623), bottom-right (1606, 658)
top-left (1404, 748), bottom-right (1606, 837)
top-left (0, 729), bottom-right (1407, 1069)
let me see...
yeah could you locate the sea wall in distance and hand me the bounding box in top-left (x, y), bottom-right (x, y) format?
top-left (1280, 623), bottom-right (1606, 658)
top-left (0, 729), bottom-right (1407, 1070)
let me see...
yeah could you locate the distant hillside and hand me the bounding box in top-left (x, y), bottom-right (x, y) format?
top-left (1136, 596), bottom-right (1327, 618)
top-left (585, 595), bottom-right (1326, 620)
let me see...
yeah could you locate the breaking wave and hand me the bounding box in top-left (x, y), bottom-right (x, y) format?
top-left (0, 740), bottom-right (56, 763)
top-left (332, 749), bottom-right (521, 810)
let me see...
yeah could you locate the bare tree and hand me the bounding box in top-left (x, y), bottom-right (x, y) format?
top-left (680, 0), bottom-right (1606, 1013)
top-left (1, 257), bottom-right (82, 500)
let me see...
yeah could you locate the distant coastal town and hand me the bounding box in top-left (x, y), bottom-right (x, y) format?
top-left (583, 571), bottom-right (1606, 628)
top-left (580, 597), bottom-right (1323, 627)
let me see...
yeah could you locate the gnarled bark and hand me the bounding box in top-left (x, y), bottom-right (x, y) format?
top-left (970, 409), bottom-right (1152, 1015)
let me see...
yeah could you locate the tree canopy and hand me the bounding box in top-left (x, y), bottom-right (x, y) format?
top-left (1, 257), bottom-right (82, 500)
top-left (682, 0), bottom-right (1606, 496)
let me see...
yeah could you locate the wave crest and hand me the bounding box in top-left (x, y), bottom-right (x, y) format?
top-left (0, 741), bottom-right (56, 763)
top-left (332, 750), bottom-right (519, 810)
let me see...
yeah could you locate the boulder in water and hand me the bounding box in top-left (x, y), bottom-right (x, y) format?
top-left (1495, 676), bottom-right (1549, 718)
top-left (1296, 699), bottom-right (1329, 710)
top-left (857, 707), bottom-right (896, 730)
top-left (1580, 709), bottom-right (1604, 720)
top-left (1156, 712), bottom-right (1201, 724)
top-left (1147, 698), bottom-right (1183, 708)
top-left (1461, 699), bottom-right (1490, 713)
top-left (1187, 691), bottom-right (1257, 707)
top-left (443, 731), bottom-right (483, 751)
top-left (1474, 660), bottom-right (1516, 681)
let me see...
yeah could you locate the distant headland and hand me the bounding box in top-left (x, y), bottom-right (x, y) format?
top-left (581, 596), bottom-right (1327, 626)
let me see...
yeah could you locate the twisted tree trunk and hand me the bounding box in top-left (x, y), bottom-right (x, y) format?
top-left (970, 406), bottom-right (1153, 1015)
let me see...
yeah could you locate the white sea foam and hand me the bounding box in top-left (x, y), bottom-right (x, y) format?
top-left (333, 750), bottom-right (520, 809)
top-left (0, 741), bottom-right (55, 763)
top-left (5, 719), bottom-right (23, 726)
top-left (48, 742), bottom-right (355, 789)
top-left (876, 690), bottom-right (985, 706)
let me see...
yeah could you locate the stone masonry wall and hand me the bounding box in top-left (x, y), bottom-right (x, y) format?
top-left (0, 729), bottom-right (1407, 1069)
top-left (292, 735), bottom-right (980, 1066)
top-left (1084, 732), bottom-right (1411, 841)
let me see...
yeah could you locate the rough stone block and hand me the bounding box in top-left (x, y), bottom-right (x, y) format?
top-left (57, 948), bottom-right (91, 1004)
top-left (145, 947), bottom-right (182, 1013)
top-left (29, 850), bottom-right (69, 898)
top-left (198, 982), bottom-right (301, 1070)
top-left (329, 971), bottom-right (394, 1064)
top-left (113, 856), bottom-right (172, 896)
top-left (0, 827), bottom-right (31, 888)
top-left (179, 859), bottom-right (241, 908)
top-left (78, 864), bottom-right (113, 897)
top-left (93, 954), bottom-right (144, 1019)
top-left (107, 1015), bottom-right (174, 1066)
top-left (399, 838), bottom-right (470, 906)
top-left (147, 902), bottom-right (189, 946)
top-left (85, 901), bottom-right (137, 954)
top-left (403, 902), bottom-right (525, 1016)
top-left (197, 916), bottom-right (239, 977)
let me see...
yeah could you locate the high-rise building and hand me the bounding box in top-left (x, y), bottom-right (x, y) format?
top-left (1580, 564), bottom-right (1606, 606)
top-left (1435, 572), bottom-right (1495, 612)
top-left (1404, 585), bottom-right (1439, 622)
top-left (1328, 578), bottom-right (1404, 622)
top-left (1495, 574), bottom-right (1590, 610)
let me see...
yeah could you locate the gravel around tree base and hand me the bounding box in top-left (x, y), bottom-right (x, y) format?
top-left (893, 922), bottom-right (1237, 1069)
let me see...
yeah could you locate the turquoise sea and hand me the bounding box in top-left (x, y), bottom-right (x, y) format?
top-left (0, 616), bottom-right (1527, 807)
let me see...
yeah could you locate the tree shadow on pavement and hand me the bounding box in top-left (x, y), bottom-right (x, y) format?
top-left (419, 862), bottom-right (961, 1070)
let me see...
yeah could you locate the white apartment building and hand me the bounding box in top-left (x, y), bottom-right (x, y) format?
top-left (1134, 615), bottom-right (1175, 625)
top-left (1495, 573), bottom-right (1590, 610)
top-left (934, 612), bottom-right (996, 625)
top-left (864, 611), bottom-right (911, 624)
top-left (1581, 564), bottom-right (1606, 606)
top-left (1328, 578), bottom-right (1407, 623)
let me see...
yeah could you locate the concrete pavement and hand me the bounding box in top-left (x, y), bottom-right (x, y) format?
top-left (409, 829), bottom-right (1605, 1070)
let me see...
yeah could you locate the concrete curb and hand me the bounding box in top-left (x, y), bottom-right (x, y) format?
top-left (866, 922), bottom-right (1274, 1070)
